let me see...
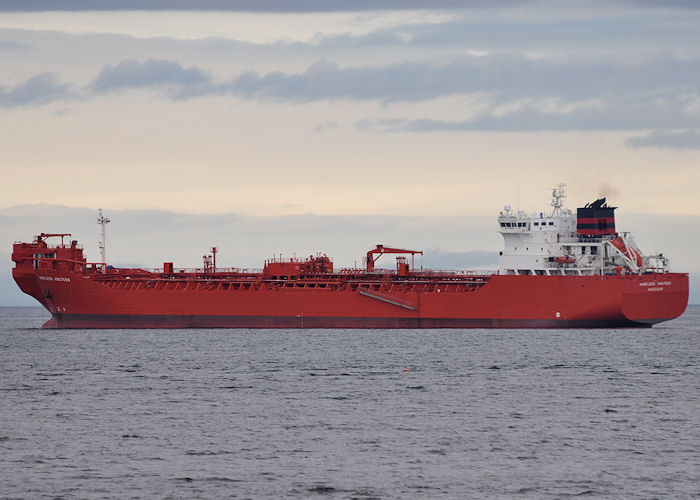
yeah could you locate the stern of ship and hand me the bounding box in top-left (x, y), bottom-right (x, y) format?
top-left (621, 273), bottom-right (689, 325)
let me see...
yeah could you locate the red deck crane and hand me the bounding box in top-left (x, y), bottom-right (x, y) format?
top-left (366, 244), bottom-right (423, 272)
top-left (38, 233), bottom-right (72, 246)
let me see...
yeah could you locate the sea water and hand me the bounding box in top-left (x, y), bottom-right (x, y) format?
top-left (1, 306), bottom-right (698, 499)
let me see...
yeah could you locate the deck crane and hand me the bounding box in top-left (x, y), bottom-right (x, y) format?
top-left (365, 244), bottom-right (423, 272)
top-left (38, 233), bottom-right (72, 246)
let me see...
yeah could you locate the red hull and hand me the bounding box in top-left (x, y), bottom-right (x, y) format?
top-left (13, 268), bottom-right (689, 329)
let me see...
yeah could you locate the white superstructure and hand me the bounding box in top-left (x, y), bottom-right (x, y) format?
top-left (497, 184), bottom-right (669, 276)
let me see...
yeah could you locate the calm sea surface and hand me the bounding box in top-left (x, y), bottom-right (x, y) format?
top-left (1, 306), bottom-right (698, 499)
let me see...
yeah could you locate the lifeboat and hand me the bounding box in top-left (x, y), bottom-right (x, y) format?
top-left (610, 237), bottom-right (643, 267)
top-left (553, 255), bottom-right (576, 264)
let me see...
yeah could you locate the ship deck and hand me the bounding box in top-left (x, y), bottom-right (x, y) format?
top-left (89, 268), bottom-right (496, 294)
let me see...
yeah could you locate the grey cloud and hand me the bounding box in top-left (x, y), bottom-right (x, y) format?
top-left (0, 39), bottom-right (32, 51)
top-left (208, 57), bottom-right (494, 102)
top-left (625, 130), bottom-right (700, 150)
top-left (622, 0), bottom-right (700, 8)
top-left (90, 59), bottom-right (210, 93)
top-left (3, 12), bottom-right (698, 57)
top-left (311, 31), bottom-right (406, 49)
top-left (0, 60), bottom-right (211, 111)
top-left (2, 0), bottom-right (700, 12)
top-left (0, 0), bottom-right (531, 12)
top-left (313, 120), bottom-right (342, 133)
top-left (53, 107), bottom-right (80, 117)
top-left (4, 54), bottom-right (700, 135)
top-left (0, 73), bottom-right (72, 109)
top-left (352, 96), bottom-right (700, 133)
top-left (186, 55), bottom-right (700, 104)
top-left (321, 15), bottom-right (700, 51)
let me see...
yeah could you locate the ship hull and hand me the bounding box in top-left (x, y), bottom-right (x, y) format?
top-left (41, 313), bottom-right (657, 329)
top-left (14, 268), bottom-right (688, 329)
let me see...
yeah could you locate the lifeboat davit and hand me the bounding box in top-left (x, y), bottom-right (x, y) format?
top-left (611, 237), bottom-right (643, 267)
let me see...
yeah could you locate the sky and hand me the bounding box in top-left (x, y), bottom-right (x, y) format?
top-left (1, 1), bottom-right (698, 304)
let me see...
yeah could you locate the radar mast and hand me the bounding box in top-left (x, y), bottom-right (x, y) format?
top-left (97, 208), bottom-right (110, 273)
top-left (550, 183), bottom-right (566, 216)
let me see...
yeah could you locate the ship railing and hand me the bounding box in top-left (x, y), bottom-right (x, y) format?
top-left (642, 266), bottom-right (669, 274)
top-left (121, 266), bottom-right (496, 278)
top-left (17, 242), bottom-right (84, 250)
top-left (265, 256), bottom-right (330, 264)
top-left (335, 267), bottom-right (497, 277)
top-left (415, 269), bottom-right (497, 277)
top-left (139, 267), bottom-right (263, 275)
top-left (577, 236), bottom-right (606, 243)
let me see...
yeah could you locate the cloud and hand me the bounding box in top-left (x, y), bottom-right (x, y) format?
top-left (313, 15), bottom-right (700, 52)
top-left (621, 0), bottom-right (700, 8)
top-left (3, 11), bottom-right (698, 58)
top-left (53, 107), bottom-right (80, 117)
top-left (4, 55), bottom-right (700, 135)
top-left (352, 93), bottom-right (700, 133)
top-left (0, 0), bottom-right (534, 12)
top-left (186, 55), bottom-right (700, 105)
top-left (0, 39), bottom-right (32, 51)
top-left (2, 0), bottom-right (700, 12)
top-left (90, 59), bottom-right (210, 93)
top-left (624, 130), bottom-right (700, 150)
top-left (313, 120), bottom-right (342, 133)
top-left (0, 73), bottom-right (72, 109)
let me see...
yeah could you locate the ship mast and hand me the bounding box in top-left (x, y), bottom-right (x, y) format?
top-left (550, 183), bottom-right (566, 216)
top-left (97, 208), bottom-right (110, 273)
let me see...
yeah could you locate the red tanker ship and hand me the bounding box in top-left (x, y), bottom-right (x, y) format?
top-left (12, 186), bottom-right (688, 329)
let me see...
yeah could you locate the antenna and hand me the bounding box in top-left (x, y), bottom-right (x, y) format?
top-left (550, 183), bottom-right (566, 216)
top-left (97, 208), bottom-right (110, 273)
